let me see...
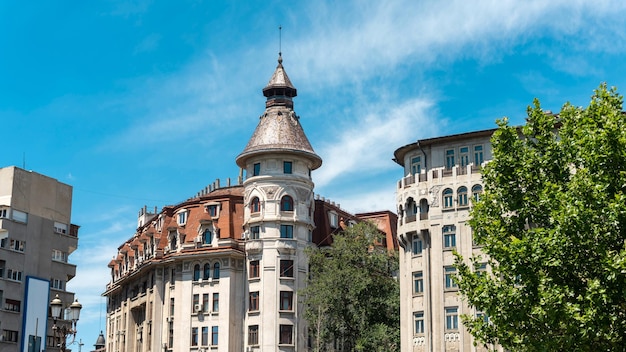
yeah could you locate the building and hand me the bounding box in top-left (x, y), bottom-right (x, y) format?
top-left (0, 166), bottom-right (80, 352)
top-left (103, 55), bottom-right (397, 352)
top-left (394, 130), bottom-right (502, 352)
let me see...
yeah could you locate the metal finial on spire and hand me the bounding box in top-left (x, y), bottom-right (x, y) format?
top-left (278, 25), bottom-right (282, 57)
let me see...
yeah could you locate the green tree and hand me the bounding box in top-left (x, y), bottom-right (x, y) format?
top-left (455, 83), bottom-right (626, 351)
top-left (303, 222), bottom-right (400, 352)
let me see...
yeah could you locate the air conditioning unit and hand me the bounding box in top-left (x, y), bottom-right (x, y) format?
top-left (166, 316), bottom-right (174, 322)
top-left (194, 304), bottom-right (202, 313)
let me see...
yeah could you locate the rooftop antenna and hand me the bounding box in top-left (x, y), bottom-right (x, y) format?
top-left (279, 25), bottom-right (282, 57)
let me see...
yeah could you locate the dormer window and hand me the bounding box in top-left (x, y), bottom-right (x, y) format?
top-left (177, 210), bottom-right (188, 226)
top-left (283, 161), bottom-right (293, 174)
top-left (205, 203), bottom-right (220, 218)
top-left (328, 211), bottom-right (338, 228)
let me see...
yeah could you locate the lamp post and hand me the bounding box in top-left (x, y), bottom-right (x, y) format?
top-left (50, 294), bottom-right (82, 352)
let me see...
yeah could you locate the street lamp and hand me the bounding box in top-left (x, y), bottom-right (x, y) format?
top-left (50, 294), bottom-right (82, 352)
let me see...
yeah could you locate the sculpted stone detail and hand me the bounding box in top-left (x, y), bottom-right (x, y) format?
top-left (429, 185), bottom-right (443, 207)
top-left (263, 186), bottom-right (279, 199)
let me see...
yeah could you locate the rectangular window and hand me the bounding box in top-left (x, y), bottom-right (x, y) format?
top-left (248, 325), bottom-right (259, 345)
top-left (474, 145), bottom-right (484, 165)
top-left (53, 221), bottom-right (68, 234)
top-left (411, 156), bottom-right (422, 175)
top-left (413, 272), bottom-right (424, 294)
top-left (476, 263), bottom-right (487, 276)
top-left (253, 163), bottom-right (260, 176)
top-left (249, 292), bottom-right (259, 311)
top-left (168, 321), bottom-right (174, 348)
top-left (52, 249), bottom-right (68, 262)
top-left (280, 225), bottom-right (293, 239)
top-left (459, 146), bottom-right (469, 167)
top-left (12, 210), bottom-right (27, 223)
top-left (177, 211), bottom-right (188, 226)
top-left (50, 278), bottom-right (64, 290)
top-left (445, 149), bottom-right (455, 169)
top-left (280, 259), bottom-right (294, 278)
top-left (445, 266), bottom-right (458, 289)
top-left (191, 327), bottom-right (198, 346)
top-left (4, 299), bottom-right (21, 312)
top-left (2, 329), bottom-right (18, 343)
top-left (207, 204), bottom-right (219, 217)
top-left (203, 293), bottom-right (210, 313)
top-left (170, 298), bottom-right (175, 316)
top-left (279, 324), bottom-right (293, 345)
top-left (249, 260), bottom-right (260, 278)
top-left (0, 208), bottom-right (8, 218)
top-left (412, 237), bottom-right (423, 255)
top-left (280, 291), bottom-right (293, 311)
top-left (202, 326), bottom-right (209, 346)
top-left (212, 293), bottom-right (219, 312)
top-left (10, 239), bottom-right (24, 252)
top-left (414, 311), bottom-right (425, 334)
top-left (283, 161), bottom-right (293, 174)
top-left (328, 212), bottom-right (338, 228)
top-left (193, 294), bottom-right (200, 312)
top-left (211, 326), bottom-right (219, 345)
top-left (7, 269), bottom-right (22, 282)
top-left (443, 225), bottom-right (456, 248)
top-left (446, 307), bottom-right (459, 330)
top-left (250, 226), bottom-right (260, 239)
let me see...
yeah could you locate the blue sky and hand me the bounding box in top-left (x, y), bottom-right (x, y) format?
top-left (3, 0), bottom-right (626, 347)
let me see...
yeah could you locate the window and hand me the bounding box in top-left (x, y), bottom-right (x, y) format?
top-left (248, 325), bottom-right (259, 345)
top-left (250, 197), bottom-right (261, 213)
top-left (191, 327), bottom-right (198, 346)
top-left (280, 291), bottom-right (293, 311)
top-left (412, 236), bottom-right (423, 255)
top-left (203, 263), bottom-right (211, 280)
top-left (211, 326), bottom-right (219, 345)
top-left (283, 161), bottom-right (293, 174)
top-left (203, 294), bottom-right (210, 313)
top-left (414, 312), bottom-right (425, 334)
top-left (476, 263), bottom-right (487, 276)
top-left (474, 145), bottom-right (484, 165)
top-left (443, 188), bottom-right (453, 208)
top-left (169, 231), bottom-right (178, 251)
top-left (445, 266), bottom-right (458, 289)
top-left (413, 272), bottom-right (424, 294)
top-left (280, 195), bottom-right (294, 211)
top-left (279, 325), bottom-right (293, 345)
top-left (206, 204), bottom-right (219, 217)
top-left (12, 210), bottom-right (27, 223)
top-left (170, 298), bottom-right (175, 316)
top-left (177, 210), bottom-right (188, 226)
top-left (445, 149), bottom-right (455, 169)
top-left (168, 321), bottom-right (174, 348)
top-left (212, 293), bottom-right (219, 312)
top-left (253, 163), bottom-right (260, 176)
top-left (328, 211), bottom-right (338, 228)
top-left (446, 307), bottom-right (459, 330)
top-left (4, 299), bottom-right (21, 312)
top-left (50, 278), bottom-right (64, 290)
top-left (193, 294), bottom-right (200, 312)
top-left (193, 265), bottom-right (201, 281)
top-left (0, 208), bottom-right (7, 218)
top-left (472, 184), bottom-right (483, 202)
top-left (280, 260), bottom-right (294, 278)
top-left (249, 260), bottom-right (260, 278)
top-left (457, 186), bottom-right (468, 206)
top-left (213, 262), bottom-right (220, 279)
top-left (411, 156), bottom-right (422, 175)
top-left (0, 260), bottom-right (4, 278)
top-left (459, 146), bottom-right (469, 167)
top-left (9, 239), bottom-right (24, 252)
top-left (250, 226), bottom-right (260, 239)
top-left (443, 225), bottom-right (456, 248)
top-left (249, 292), bottom-right (259, 311)
top-left (52, 249), bottom-right (67, 262)
top-left (202, 327), bottom-right (209, 346)
top-left (280, 224), bottom-right (293, 238)
top-left (7, 269), bottom-right (22, 282)
top-left (54, 221), bottom-right (68, 234)
top-left (476, 311), bottom-right (489, 323)
top-left (2, 329), bottom-right (18, 343)
top-left (203, 229), bottom-right (213, 245)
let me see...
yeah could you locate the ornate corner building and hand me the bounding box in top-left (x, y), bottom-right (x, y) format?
top-left (394, 130), bottom-right (504, 352)
top-left (102, 55), bottom-right (398, 352)
top-left (0, 166), bottom-right (80, 352)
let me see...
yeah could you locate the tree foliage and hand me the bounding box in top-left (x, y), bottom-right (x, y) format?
top-left (455, 83), bottom-right (626, 351)
top-left (303, 222), bottom-right (400, 352)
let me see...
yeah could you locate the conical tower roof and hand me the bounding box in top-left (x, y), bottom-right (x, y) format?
top-left (236, 55), bottom-right (322, 170)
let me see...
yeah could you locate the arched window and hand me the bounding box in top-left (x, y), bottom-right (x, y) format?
top-left (280, 195), bottom-right (294, 211)
top-left (443, 188), bottom-right (454, 209)
top-left (193, 264), bottom-right (200, 281)
top-left (250, 197), bottom-right (260, 213)
top-left (203, 263), bottom-right (211, 280)
top-left (472, 184), bottom-right (483, 202)
top-left (419, 198), bottom-right (429, 219)
top-left (213, 262), bottom-right (221, 279)
top-left (203, 228), bottom-right (213, 245)
top-left (457, 186), bottom-right (468, 206)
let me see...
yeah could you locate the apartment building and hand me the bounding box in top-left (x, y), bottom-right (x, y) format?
top-left (394, 129), bottom-right (502, 352)
top-left (0, 166), bottom-right (79, 352)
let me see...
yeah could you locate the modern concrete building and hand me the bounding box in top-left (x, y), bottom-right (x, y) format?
top-left (394, 130), bottom-right (502, 352)
top-left (0, 166), bottom-right (79, 352)
top-left (102, 55), bottom-right (398, 352)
